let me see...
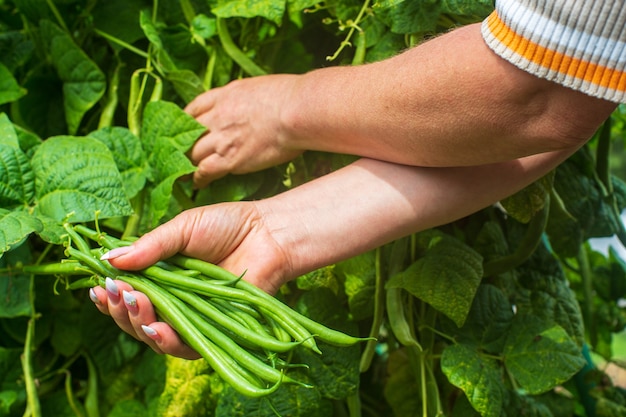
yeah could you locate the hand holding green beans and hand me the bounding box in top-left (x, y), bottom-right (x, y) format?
top-left (25, 221), bottom-right (368, 397)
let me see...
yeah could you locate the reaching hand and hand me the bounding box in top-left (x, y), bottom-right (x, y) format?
top-left (185, 75), bottom-right (304, 188)
top-left (89, 201), bottom-right (293, 356)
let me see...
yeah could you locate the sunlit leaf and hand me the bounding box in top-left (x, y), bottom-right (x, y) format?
top-left (40, 20), bottom-right (106, 134)
top-left (31, 136), bottom-right (132, 222)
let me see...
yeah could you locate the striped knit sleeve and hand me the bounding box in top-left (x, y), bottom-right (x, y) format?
top-left (481, 0), bottom-right (626, 103)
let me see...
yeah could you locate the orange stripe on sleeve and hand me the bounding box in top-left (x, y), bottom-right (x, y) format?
top-left (485, 12), bottom-right (626, 94)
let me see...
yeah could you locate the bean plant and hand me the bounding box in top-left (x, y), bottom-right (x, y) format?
top-left (1, 0), bottom-right (625, 416)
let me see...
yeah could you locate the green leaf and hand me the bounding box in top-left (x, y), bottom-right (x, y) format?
top-left (164, 69), bottom-right (206, 104)
top-left (517, 244), bottom-right (585, 346)
top-left (294, 289), bottom-right (361, 400)
top-left (0, 144), bottom-right (35, 207)
top-left (441, 344), bottom-right (503, 417)
top-left (440, 0), bottom-right (493, 16)
top-left (89, 127), bottom-right (148, 199)
top-left (0, 115), bottom-right (36, 207)
top-left (386, 230), bottom-right (483, 327)
top-left (0, 63), bottom-right (26, 105)
top-left (40, 20), bottom-right (106, 134)
top-left (147, 137), bottom-right (196, 225)
top-left (336, 251), bottom-right (376, 320)
top-left (0, 208), bottom-right (42, 256)
top-left (500, 174), bottom-right (552, 224)
top-left (211, 0), bottom-right (286, 25)
top-left (216, 374), bottom-right (330, 417)
top-left (445, 284), bottom-right (514, 354)
top-left (0, 113), bottom-right (19, 148)
top-left (0, 347), bottom-right (24, 410)
top-left (141, 101), bottom-right (205, 153)
top-left (0, 243), bottom-right (33, 318)
top-left (31, 136), bottom-right (133, 222)
top-left (373, 0), bottom-right (441, 34)
top-left (157, 356), bottom-right (214, 417)
top-left (503, 315), bottom-right (586, 394)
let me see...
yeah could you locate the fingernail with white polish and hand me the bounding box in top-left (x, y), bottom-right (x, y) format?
top-left (101, 245), bottom-right (133, 261)
top-left (122, 290), bottom-right (138, 314)
top-left (105, 277), bottom-right (119, 300)
top-left (142, 325), bottom-right (160, 341)
top-left (89, 288), bottom-right (100, 304)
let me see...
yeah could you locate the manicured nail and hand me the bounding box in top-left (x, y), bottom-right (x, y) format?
top-left (105, 277), bottom-right (119, 300)
top-left (122, 290), bottom-right (138, 314)
top-left (89, 288), bottom-right (100, 304)
top-left (142, 325), bottom-right (161, 341)
top-left (101, 246), bottom-right (133, 261)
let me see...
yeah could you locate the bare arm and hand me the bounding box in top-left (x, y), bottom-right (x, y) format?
top-left (186, 23), bottom-right (615, 186)
top-left (95, 149), bottom-right (573, 355)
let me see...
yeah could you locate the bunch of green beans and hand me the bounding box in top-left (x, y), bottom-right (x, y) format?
top-left (23, 224), bottom-right (368, 397)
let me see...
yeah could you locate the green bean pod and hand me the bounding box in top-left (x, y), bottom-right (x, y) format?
top-left (119, 275), bottom-right (283, 397)
top-left (166, 286), bottom-right (301, 353)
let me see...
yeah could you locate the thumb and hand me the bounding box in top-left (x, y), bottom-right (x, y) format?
top-left (101, 219), bottom-right (189, 271)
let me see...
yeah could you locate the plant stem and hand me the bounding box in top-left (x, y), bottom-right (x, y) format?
top-left (93, 29), bottom-right (150, 59)
top-left (21, 316), bottom-right (42, 417)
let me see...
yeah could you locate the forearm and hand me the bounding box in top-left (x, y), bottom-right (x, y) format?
top-left (258, 150), bottom-right (574, 279)
top-left (281, 24), bottom-right (615, 167)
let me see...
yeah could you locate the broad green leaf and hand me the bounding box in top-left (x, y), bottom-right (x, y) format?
top-left (90, 127), bottom-right (148, 199)
top-left (500, 174), bottom-right (552, 224)
top-left (91, 0), bottom-right (149, 51)
top-left (503, 315), bottom-right (586, 394)
top-left (50, 309), bottom-right (82, 356)
top-left (34, 213), bottom-right (67, 245)
top-left (441, 344), bottom-right (503, 417)
top-left (386, 230), bottom-right (483, 327)
top-left (441, 0), bottom-right (493, 16)
top-left (445, 284), bottom-right (514, 354)
top-left (517, 244), bottom-right (585, 346)
top-left (0, 208), bottom-right (42, 256)
top-left (216, 373), bottom-right (330, 417)
top-left (294, 289), bottom-right (361, 400)
top-left (0, 144), bottom-right (35, 207)
top-left (165, 69), bottom-right (206, 104)
top-left (0, 242), bottom-right (32, 318)
top-left (0, 347), bottom-right (24, 410)
top-left (40, 20), bottom-right (106, 134)
top-left (551, 148), bottom-right (620, 241)
top-left (211, 0), bottom-right (286, 25)
top-left (336, 251), bottom-right (376, 320)
top-left (147, 137), bottom-right (196, 225)
top-left (296, 265), bottom-right (339, 294)
top-left (0, 63), bottom-right (26, 105)
top-left (0, 30), bottom-right (35, 73)
top-left (0, 113), bottom-right (19, 147)
top-left (373, 0), bottom-right (441, 34)
top-left (141, 101), bottom-right (205, 153)
top-left (157, 356), bottom-right (213, 417)
top-left (31, 136), bottom-right (133, 222)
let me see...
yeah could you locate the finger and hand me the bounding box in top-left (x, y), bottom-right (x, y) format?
top-left (193, 153), bottom-right (233, 188)
top-left (102, 214), bottom-right (194, 270)
top-left (140, 322), bottom-right (202, 360)
top-left (184, 90), bottom-right (217, 117)
top-left (102, 278), bottom-right (139, 338)
top-left (121, 290), bottom-right (164, 353)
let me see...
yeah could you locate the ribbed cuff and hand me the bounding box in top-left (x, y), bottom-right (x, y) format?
top-left (481, 0), bottom-right (626, 103)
